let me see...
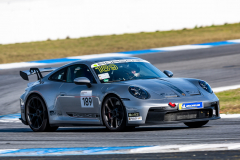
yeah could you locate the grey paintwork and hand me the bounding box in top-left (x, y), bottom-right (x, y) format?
top-left (19, 57), bottom-right (220, 127)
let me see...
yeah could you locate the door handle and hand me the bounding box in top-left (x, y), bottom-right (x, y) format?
top-left (60, 92), bottom-right (66, 96)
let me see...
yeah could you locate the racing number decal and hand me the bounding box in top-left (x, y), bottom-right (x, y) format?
top-left (80, 90), bottom-right (93, 108)
top-left (82, 97), bottom-right (93, 106)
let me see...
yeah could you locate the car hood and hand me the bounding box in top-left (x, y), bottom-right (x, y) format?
top-left (123, 78), bottom-right (201, 98)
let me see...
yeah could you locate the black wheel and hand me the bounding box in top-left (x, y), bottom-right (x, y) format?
top-left (184, 120), bottom-right (209, 128)
top-left (26, 95), bottom-right (58, 132)
top-left (102, 95), bottom-right (126, 131)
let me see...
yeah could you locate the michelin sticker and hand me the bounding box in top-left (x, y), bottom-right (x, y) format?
top-left (98, 73), bottom-right (110, 80)
top-left (178, 102), bottom-right (203, 110)
top-left (80, 90), bottom-right (93, 108)
top-left (128, 116), bottom-right (142, 121)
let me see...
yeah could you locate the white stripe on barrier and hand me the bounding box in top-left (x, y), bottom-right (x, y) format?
top-left (0, 62), bottom-right (48, 70)
top-left (212, 85), bottom-right (240, 92)
top-left (151, 45), bottom-right (211, 51)
top-left (227, 39), bottom-right (240, 43)
top-left (66, 53), bottom-right (129, 59)
top-left (220, 114), bottom-right (240, 118)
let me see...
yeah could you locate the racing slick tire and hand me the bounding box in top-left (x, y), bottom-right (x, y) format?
top-left (102, 95), bottom-right (127, 132)
top-left (26, 95), bottom-right (58, 132)
top-left (184, 120), bottom-right (209, 128)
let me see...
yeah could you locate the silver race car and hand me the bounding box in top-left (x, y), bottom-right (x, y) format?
top-left (19, 57), bottom-right (220, 132)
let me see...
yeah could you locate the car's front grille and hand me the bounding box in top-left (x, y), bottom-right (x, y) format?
top-left (146, 108), bottom-right (212, 123)
top-left (164, 109), bottom-right (212, 121)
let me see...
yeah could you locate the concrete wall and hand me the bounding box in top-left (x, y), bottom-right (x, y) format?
top-left (0, 0), bottom-right (240, 44)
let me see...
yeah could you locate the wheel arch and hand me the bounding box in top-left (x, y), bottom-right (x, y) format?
top-left (100, 92), bottom-right (126, 125)
top-left (24, 92), bottom-right (49, 125)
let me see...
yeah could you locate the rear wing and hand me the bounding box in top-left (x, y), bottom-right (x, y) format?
top-left (20, 67), bottom-right (57, 81)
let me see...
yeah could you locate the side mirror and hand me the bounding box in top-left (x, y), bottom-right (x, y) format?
top-left (74, 77), bottom-right (91, 88)
top-left (163, 70), bottom-right (173, 78)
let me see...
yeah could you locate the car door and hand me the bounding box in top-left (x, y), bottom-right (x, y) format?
top-left (46, 67), bottom-right (67, 112)
top-left (57, 64), bottom-right (100, 119)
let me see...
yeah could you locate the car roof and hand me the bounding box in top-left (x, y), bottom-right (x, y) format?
top-left (46, 56), bottom-right (145, 79)
top-left (69, 56), bottom-right (143, 65)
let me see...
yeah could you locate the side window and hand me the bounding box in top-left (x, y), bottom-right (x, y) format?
top-left (66, 64), bottom-right (96, 83)
top-left (49, 68), bottom-right (67, 82)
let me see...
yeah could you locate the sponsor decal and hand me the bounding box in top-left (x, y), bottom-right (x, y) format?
top-left (95, 64), bottom-right (118, 73)
top-left (103, 79), bottom-right (109, 82)
top-left (128, 112), bottom-right (140, 117)
top-left (98, 73), bottom-right (110, 80)
top-left (128, 116), bottom-right (142, 121)
top-left (179, 102), bottom-right (203, 110)
top-left (91, 59), bottom-right (149, 68)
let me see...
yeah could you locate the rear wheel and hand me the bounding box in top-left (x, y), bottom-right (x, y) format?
top-left (102, 95), bottom-right (126, 132)
top-left (26, 95), bottom-right (58, 132)
top-left (184, 120), bottom-right (209, 128)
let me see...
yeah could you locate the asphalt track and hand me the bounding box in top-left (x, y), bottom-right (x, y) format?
top-left (0, 43), bottom-right (240, 159)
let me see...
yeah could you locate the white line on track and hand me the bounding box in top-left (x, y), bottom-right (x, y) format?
top-left (1, 143), bottom-right (240, 157)
top-left (130, 143), bottom-right (240, 154)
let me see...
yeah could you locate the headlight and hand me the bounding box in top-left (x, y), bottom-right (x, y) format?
top-left (128, 86), bottom-right (149, 99)
top-left (199, 80), bottom-right (213, 93)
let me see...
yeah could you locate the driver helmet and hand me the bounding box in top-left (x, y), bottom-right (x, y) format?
top-left (129, 63), bottom-right (140, 77)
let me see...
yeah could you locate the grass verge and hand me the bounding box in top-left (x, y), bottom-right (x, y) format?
top-left (216, 88), bottom-right (240, 114)
top-left (0, 23), bottom-right (240, 64)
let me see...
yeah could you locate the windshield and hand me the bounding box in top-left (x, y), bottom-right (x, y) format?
top-left (91, 59), bottom-right (167, 83)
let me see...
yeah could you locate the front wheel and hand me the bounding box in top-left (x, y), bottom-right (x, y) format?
top-left (184, 120), bottom-right (209, 128)
top-left (26, 95), bottom-right (58, 132)
top-left (102, 95), bottom-right (127, 132)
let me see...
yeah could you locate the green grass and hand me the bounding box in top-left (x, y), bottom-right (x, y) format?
top-left (216, 88), bottom-right (240, 114)
top-left (0, 22), bottom-right (240, 64)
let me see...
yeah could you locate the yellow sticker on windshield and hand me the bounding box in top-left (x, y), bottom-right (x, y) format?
top-left (95, 65), bottom-right (110, 73)
top-left (95, 64), bottom-right (118, 73)
top-left (108, 64), bottom-right (118, 70)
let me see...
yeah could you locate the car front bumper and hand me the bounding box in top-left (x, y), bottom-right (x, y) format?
top-left (123, 99), bottom-right (220, 126)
